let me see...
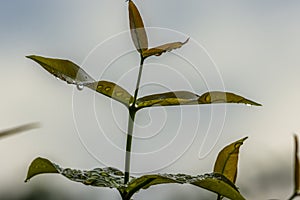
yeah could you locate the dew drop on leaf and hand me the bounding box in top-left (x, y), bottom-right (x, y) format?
top-left (77, 84), bottom-right (84, 91)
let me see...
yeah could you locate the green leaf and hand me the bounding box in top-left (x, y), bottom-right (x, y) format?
top-left (136, 91), bottom-right (261, 109)
top-left (25, 157), bottom-right (60, 182)
top-left (26, 55), bottom-right (95, 84)
top-left (25, 157), bottom-right (125, 188)
top-left (85, 81), bottom-right (134, 108)
top-left (27, 55), bottom-right (133, 107)
top-left (25, 158), bottom-right (245, 200)
top-left (0, 123), bottom-right (40, 139)
top-left (214, 137), bottom-right (248, 184)
top-left (142, 38), bottom-right (189, 58)
top-left (125, 173), bottom-right (245, 200)
top-left (128, 0), bottom-right (148, 54)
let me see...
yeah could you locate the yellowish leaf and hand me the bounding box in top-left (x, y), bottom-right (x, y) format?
top-left (128, 0), bottom-right (148, 54)
top-left (85, 81), bottom-right (134, 108)
top-left (27, 55), bottom-right (133, 107)
top-left (198, 91), bottom-right (262, 106)
top-left (136, 91), bottom-right (261, 110)
top-left (142, 38), bottom-right (189, 58)
top-left (25, 157), bottom-right (60, 182)
top-left (26, 55), bottom-right (94, 84)
top-left (213, 137), bottom-right (248, 183)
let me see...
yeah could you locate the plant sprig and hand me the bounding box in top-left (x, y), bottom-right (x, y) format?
top-left (25, 1), bottom-right (262, 199)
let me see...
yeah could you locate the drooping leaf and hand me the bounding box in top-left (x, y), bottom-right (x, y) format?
top-left (136, 91), bottom-right (261, 109)
top-left (125, 173), bottom-right (245, 200)
top-left (26, 55), bottom-right (95, 84)
top-left (128, 0), bottom-right (148, 54)
top-left (142, 38), bottom-right (189, 58)
top-left (27, 55), bottom-right (133, 107)
top-left (0, 123), bottom-right (40, 139)
top-left (25, 158), bottom-right (245, 200)
top-left (85, 81), bottom-right (134, 108)
top-left (213, 137), bottom-right (248, 184)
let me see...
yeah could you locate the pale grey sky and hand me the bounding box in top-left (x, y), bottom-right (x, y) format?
top-left (1, 0), bottom-right (300, 199)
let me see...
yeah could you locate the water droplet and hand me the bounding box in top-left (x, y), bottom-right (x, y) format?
top-left (77, 84), bottom-right (84, 91)
top-left (246, 104), bottom-right (252, 107)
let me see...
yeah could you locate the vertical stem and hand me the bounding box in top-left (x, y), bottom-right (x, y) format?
top-left (124, 109), bottom-right (136, 184)
top-left (133, 57), bottom-right (145, 100)
top-left (124, 56), bottom-right (145, 184)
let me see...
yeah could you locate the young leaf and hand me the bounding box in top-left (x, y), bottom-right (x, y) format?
top-left (213, 137), bottom-right (248, 184)
top-left (142, 38), bottom-right (189, 58)
top-left (25, 158), bottom-right (245, 200)
top-left (0, 123), bottom-right (40, 139)
top-left (26, 55), bottom-right (95, 84)
top-left (136, 91), bottom-right (261, 110)
top-left (85, 81), bottom-right (134, 108)
top-left (128, 0), bottom-right (148, 54)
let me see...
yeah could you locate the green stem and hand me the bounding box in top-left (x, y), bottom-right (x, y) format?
top-left (133, 57), bottom-right (145, 100)
top-left (124, 56), bottom-right (145, 184)
top-left (124, 109), bottom-right (136, 184)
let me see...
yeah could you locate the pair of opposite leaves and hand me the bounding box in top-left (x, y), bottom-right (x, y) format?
top-left (25, 137), bottom-right (248, 200)
top-left (26, 0), bottom-right (261, 109)
top-left (128, 0), bottom-right (189, 58)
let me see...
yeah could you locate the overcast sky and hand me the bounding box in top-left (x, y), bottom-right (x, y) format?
top-left (1, 0), bottom-right (300, 199)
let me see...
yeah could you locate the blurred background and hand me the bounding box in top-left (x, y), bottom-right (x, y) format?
top-left (0, 0), bottom-right (300, 199)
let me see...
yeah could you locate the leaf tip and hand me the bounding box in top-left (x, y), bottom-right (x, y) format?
top-left (255, 102), bottom-right (262, 106)
top-left (26, 55), bottom-right (35, 59)
top-left (183, 37), bottom-right (190, 45)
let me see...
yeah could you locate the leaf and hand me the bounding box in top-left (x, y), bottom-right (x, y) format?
top-left (142, 38), bottom-right (189, 58)
top-left (136, 91), bottom-right (261, 109)
top-left (25, 157), bottom-right (60, 182)
top-left (26, 55), bottom-right (95, 84)
top-left (128, 0), bottom-right (148, 54)
top-left (0, 123), bottom-right (40, 139)
top-left (25, 157), bottom-right (125, 188)
top-left (213, 137), bottom-right (248, 184)
top-left (25, 158), bottom-right (245, 200)
top-left (198, 91), bottom-right (261, 106)
top-left (85, 81), bottom-right (134, 108)
top-left (125, 173), bottom-right (245, 200)
top-left (27, 55), bottom-right (133, 107)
